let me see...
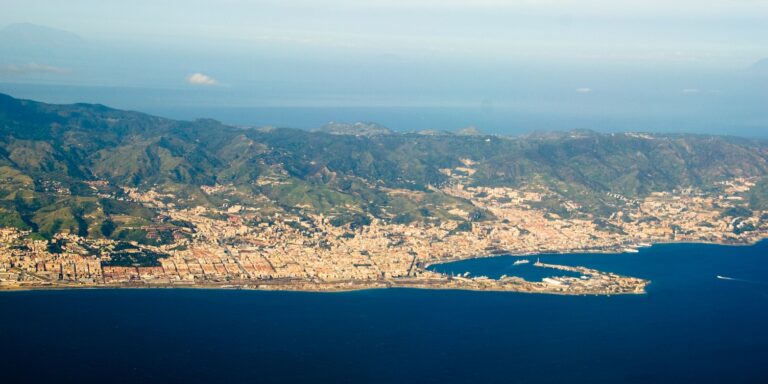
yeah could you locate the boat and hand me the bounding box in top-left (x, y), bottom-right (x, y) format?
top-left (623, 248), bottom-right (639, 253)
top-left (513, 259), bottom-right (530, 265)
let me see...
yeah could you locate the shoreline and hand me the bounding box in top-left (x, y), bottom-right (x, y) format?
top-left (421, 237), bottom-right (768, 269)
top-left (2, 238), bottom-right (763, 295)
top-left (0, 281), bottom-right (646, 296)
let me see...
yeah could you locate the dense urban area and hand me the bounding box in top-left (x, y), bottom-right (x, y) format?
top-left (2, 174), bottom-right (766, 294)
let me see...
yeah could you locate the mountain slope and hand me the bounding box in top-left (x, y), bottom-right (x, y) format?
top-left (1, 92), bottom-right (767, 241)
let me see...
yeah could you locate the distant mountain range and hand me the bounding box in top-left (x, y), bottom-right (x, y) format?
top-left (0, 23), bottom-right (86, 67)
top-left (1, 92), bottom-right (767, 242)
top-left (0, 23), bottom-right (83, 47)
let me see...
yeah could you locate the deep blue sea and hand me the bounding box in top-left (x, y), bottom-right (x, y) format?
top-left (2, 241), bottom-right (768, 384)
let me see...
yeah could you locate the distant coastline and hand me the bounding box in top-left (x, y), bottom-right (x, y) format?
top-left (422, 237), bottom-right (768, 270)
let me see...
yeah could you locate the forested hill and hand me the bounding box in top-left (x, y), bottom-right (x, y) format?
top-left (1, 92), bottom-right (767, 240)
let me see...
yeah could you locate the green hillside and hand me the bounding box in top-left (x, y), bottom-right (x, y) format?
top-left (1, 92), bottom-right (767, 241)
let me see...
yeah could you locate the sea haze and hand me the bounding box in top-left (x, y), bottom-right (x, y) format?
top-left (2, 82), bottom-right (767, 138)
top-left (2, 241), bottom-right (767, 384)
top-left (1, 19), bottom-right (767, 138)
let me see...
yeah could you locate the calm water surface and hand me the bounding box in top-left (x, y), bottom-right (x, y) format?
top-left (2, 241), bottom-right (767, 384)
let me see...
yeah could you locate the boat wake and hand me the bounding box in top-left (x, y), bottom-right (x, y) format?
top-left (716, 275), bottom-right (766, 285)
top-left (506, 259), bottom-right (530, 269)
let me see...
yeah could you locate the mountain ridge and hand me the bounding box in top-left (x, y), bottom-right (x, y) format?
top-left (1, 92), bottom-right (767, 243)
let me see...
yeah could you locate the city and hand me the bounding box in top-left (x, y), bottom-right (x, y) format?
top-left (2, 172), bottom-right (764, 295)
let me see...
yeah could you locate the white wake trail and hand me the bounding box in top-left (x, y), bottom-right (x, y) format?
top-left (716, 275), bottom-right (766, 285)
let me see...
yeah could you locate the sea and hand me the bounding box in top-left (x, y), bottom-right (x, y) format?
top-left (3, 83), bottom-right (768, 138)
top-left (2, 240), bottom-right (768, 384)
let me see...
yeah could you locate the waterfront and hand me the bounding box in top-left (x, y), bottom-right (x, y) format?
top-left (1, 241), bottom-right (768, 383)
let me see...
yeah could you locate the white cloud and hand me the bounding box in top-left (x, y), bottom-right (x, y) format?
top-left (187, 73), bottom-right (218, 86)
top-left (575, 87), bottom-right (592, 93)
top-left (681, 88), bottom-right (700, 93)
top-left (0, 62), bottom-right (71, 75)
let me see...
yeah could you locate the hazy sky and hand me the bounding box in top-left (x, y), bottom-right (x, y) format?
top-left (3, 0), bottom-right (767, 65)
top-left (0, 1), bottom-right (766, 136)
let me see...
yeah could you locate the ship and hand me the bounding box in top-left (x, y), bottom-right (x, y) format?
top-left (513, 259), bottom-right (530, 265)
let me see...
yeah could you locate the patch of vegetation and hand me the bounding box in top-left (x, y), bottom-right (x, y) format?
top-left (329, 213), bottom-right (371, 229)
top-left (749, 178), bottom-right (768, 210)
top-left (100, 219), bottom-right (116, 237)
top-left (721, 206), bottom-right (753, 218)
top-left (102, 249), bottom-right (168, 267)
top-left (593, 218), bottom-right (626, 235)
top-left (47, 238), bottom-right (65, 254)
top-left (115, 228), bottom-right (154, 245)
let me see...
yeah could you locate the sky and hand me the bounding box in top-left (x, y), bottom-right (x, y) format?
top-left (0, 0), bottom-right (766, 136)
